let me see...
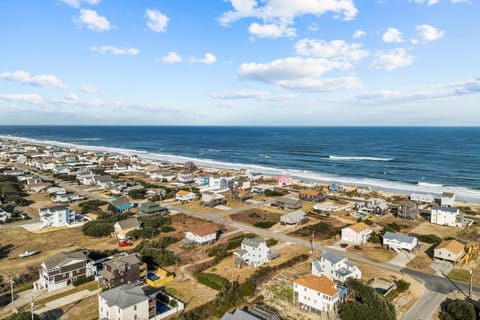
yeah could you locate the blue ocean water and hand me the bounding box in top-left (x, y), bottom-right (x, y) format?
top-left (0, 126), bottom-right (479, 200)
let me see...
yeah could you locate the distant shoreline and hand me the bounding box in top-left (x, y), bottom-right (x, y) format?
top-left (1, 133), bottom-right (479, 204)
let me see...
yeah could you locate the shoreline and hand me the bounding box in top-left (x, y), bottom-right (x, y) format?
top-left (1, 134), bottom-right (480, 203)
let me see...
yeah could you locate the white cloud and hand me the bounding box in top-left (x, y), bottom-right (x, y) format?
top-left (209, 91), bottom-right (296, 101)
top-left (383, 28), bottom-right (403, 43)
top-left (352, 30), bottom-right (366, 39)
top-left (80, 84), bottom-right (97, 93)
top-left (415, 24), bottom-right (444, 41)
top-left (237, 56), bottom-right (361, 91)
top-left (194, 53), bottom-right (217, 64)
top-left (160, 52), bottom-right (182, 64)
top-left (309, 23), bottom-right (319, 32)
top-left (248, 22), bottom-right (295, 38)
top-left (59, 0), bottom-right (100, 8)
top-left (146, 9), bottom-right (169, 32)
top-left (64, 93), bottom-right (79, 101)
top-left (0, 94), bottom-right (44, 104)
top-left (90, 45), bottom-right (139, 56)
top-left (413, 0), bottom-right (468, 5)
top-left (370, 48), bottom-right (414, 71)
top-left (0, 70), bottom-right (66, 89)
top-left (76, 9), bottom-right (111, 32)
top-left (295, 39), bottom-right (369, 63)
top-left (216, 101), bottom-right (236, 109)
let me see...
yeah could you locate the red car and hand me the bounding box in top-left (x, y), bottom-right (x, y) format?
top-left (118, 240), bottom-right (133, 247)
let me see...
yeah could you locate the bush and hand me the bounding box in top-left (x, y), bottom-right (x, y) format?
top-left (4, 312), bottom-right (40, 320)
top-left (82, 221), bottom-right (114, 237)
top-left (440, 300), bottom-right (476, 320)
top-left (73, 275), bottom-right (95, 286)
top-left (254, 220), bottom-right (276, 229)
top-left (79, 200), bottom-right (107, 214)
top-left (264, 189), bottom-right (284, 197)
top-left (412, 233), bottom-right (442, 244)
top-left (128, 189), bottom-right (145, 199)
top-left (368, 231), bottom-right (381, 243)
top-left (194, 272), bottom-right (230, 290)
top-left (382, 222), bottom-right (403, 233)
top-left (395, 279), bottom-right (410, 292)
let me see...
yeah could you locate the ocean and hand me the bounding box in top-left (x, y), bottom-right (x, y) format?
top-left (0, 126), bottom-right (479, 202)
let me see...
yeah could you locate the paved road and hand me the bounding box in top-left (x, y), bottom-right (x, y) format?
top-left (402, 289), bottom-right (446, 320)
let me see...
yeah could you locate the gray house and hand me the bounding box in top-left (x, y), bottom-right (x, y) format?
top-left (273, 197), bottom-right (302, 210)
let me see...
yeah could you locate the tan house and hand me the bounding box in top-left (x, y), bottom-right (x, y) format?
top-left (114, 218), bottom-right (141, 240)
top-left (434, 240), bottom-right (465, 264)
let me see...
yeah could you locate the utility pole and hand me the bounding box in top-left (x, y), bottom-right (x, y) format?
top-left (469, 267), bottom-right (473, 299)
top-left (31, 296), bottom-right (34, 320)
top-left (311, 231), bottom-right (315, 256)
top-left (10, 276), bottom-right (15, 313)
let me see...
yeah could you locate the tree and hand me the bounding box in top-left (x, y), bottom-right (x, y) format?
top-left (5, 312), bottom-right (40, 320)
top-left (440, 300), bottom-right (476, 320)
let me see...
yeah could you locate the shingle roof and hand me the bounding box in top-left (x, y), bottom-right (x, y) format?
top-left (176, 190), bottom-right (193, 196)
top-left (300, 189), bottom-right (321, 196)
top-left (294, 275), bottom-right (338, 296)
top-left (320, 251), bottom-right (345, 264)
top-left (115, 218), bottom-right (140, 230)
top-left (103, 253), bottom-right (142, 270)
top-left (442, 192), bottom-right (455, 198)
top-left (383, 232), bottom-right (417, 244)
top-left (432, 206), bottom-right (458, 213)
top-left (44, 250), bottom-right (89, 269)
top-left (111, 196), bottom-right (131, 207)
top-left (221, 309), bottom-right (262, 320)
top-left (242, 236), bottom-right (266, 248)
top-left (99, 285), bottom-right (148, 309)
top-left (188, 224), bottom-right (219, 237)
top-left (346, 222), bottom-right (370, 233)
top-left (436, 240), bottom-right (465, 255)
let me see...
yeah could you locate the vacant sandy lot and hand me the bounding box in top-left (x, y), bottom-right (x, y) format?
top-left (410, 222), bottom-right (461, 239)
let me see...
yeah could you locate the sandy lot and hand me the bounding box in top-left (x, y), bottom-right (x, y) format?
top-left (410, 222), bottom-right (462, 239)
top-left (348, 243), bottom-right (397, 263)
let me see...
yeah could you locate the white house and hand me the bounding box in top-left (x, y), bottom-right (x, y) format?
top-left (184, 224), bottom-right (219, 245)
top-left (234, 237), bottom-right (271, 267)
top-left (434, 240), bottom-right (465, 264)
top-left (280, 210), bottom-right (306, 225)
top-left (294, 274), bottom-right (347, 313)
top-left (383, 232), bottom-right (418, 252)
top-left (441, 192), bottom-right (456, 207)
top-left (251, 184), bottom-right (274, 194)
top-left (175, 190), bottom-right (196, 202)
top-left (98, 285), bottom-right (149, 320)
top-left (39, 205), bottom-right (75, 228)
top-left (431, 206), bottom-right (462, 227)
top-left (0, 208), bottom-right (12, 222)
top-left (311, 251), bottom-right (361, 282)
top-left (341, 222), bottom-right (372, 245)
top-left (410, 193), bottom-right (434, 203)
top-left (148, 171), bottom-right (176, 181)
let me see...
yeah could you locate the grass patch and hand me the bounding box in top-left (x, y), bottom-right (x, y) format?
top-left (32, 281), bottom-right (98, 309)
top-left (254, 220), bottom-right (276, 229)
top-left (448, 269), bottom-right (471, 284)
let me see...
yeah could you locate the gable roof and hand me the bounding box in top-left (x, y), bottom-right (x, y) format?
top-left (115, 217), bottom-right (140, 230)
top-left (103, 253), bottom-right (142, 270)
top-left (44, 250), bottom-right (89, 269)
top-left (242, 236), bottom-right (266, 248)
top-left (188, 224), bottom-right (219, 237)
top-left (294, 274), bottom-right (338, 296)
top-left (99, 285), bottom-right (148, 309)
top-left (436, 240), bottom-right (465, 255)
top-left (176, 190), bottom-right (194, 196)
top-left (300, 189), bottom-right (321, 196)
top-left (383, 232), bottom-right (417, 244)
top-left (432, 206), bottom-right (458, 213)
top-left (346, 222), bottom-right (370, 233)
top-left (111, 196), bottom-right (131, 207)
top-left (320, 251), bottom-right (345, 264)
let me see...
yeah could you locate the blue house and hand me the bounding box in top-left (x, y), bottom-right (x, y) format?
top-left (329, 183), bottom-right (344, 193)
top-left (111, 196), bottom-right (133, 212)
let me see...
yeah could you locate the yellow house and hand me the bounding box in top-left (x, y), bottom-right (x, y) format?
top-left (114, 217), bottom-right (141, 240)
top-left (146, 268), bottom-right (175, 287)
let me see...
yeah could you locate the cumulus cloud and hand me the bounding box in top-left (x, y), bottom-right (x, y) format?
top-left (59, 0), bottom-right (100, 8)
top-left (219, 0), bottom-right (357, 39)
top-left (90, 45), bottom-right (139, 56)
top-left (146, 9), bottom-right (169, 32)
top-left (209, 91), bottom-right (296, 101)
top-left (352, 30), bottom-right (366, 39)
top-left (248, 22), bottom-right (295, 38)
top-left (80, 84), bottom-right (97, 93)
top-left (193, 53), bottom-right (217, 64)
top-left (370, 48), bottom-right (414, 71)
top-left (294, 39), bottom-right (369, 64)
top-left (64, 93), bottom-right (79, 101)
top-left (238, 56), bottom-right (362, 91)
top-left (76, 9), bottom-right (111, 32)
top-left (412, 0), bottom-right (467, 5)
top-left (0, 70), bottom-right (66, 89)
top-left (160, 52), bottom-right (182, 64)
top-left (383, 28), bottom-right (403, 43)
top-left (415, 24), bottom-right (444, 41)
top-left (0, 94), bottom-right (44, 104)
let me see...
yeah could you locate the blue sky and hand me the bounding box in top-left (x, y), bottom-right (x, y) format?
top-left (0, 0), bottom-right (479, 125)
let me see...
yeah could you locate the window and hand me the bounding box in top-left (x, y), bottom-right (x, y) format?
top-left (134, 305), bottom-right (137, 311)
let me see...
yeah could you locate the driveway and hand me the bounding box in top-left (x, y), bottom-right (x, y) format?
top-left (388, 250), bottom-right (415, 268)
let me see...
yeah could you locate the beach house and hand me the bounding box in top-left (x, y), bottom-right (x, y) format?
top-left (35, 250), bottom-right (90, 291)
top-left (383, 232), bottom-right (418, 252)
top-left (278, 175), bottom-right (293, 186)
top-left (201, 191), bottom-right (227, 207)
top-left (184, 224), bottom-right (219, 246)
top-left (100, 253), bottom-right (146, 289)
top-left (441, 192), bottom-right (456, 207)
top-left (280, 210), bottom-right (306, 225)
top-left (341, 222), bottom-right (372, 244)
top-left (175, 190), bottom-right (196, 203)
top-left (293, 274), bottom-right (347, 313)
top-left (311, 251), bottom-right (361, 282)
top-left (138, 202), bottom-right (168, 216)
top-left (114, 218), bottom-right (141, 240)
top-left (110, 196), bottom-right (133, 212)
top-left (434, 240), bottom-right (465, 264)
top-left (299, 189), bottom-right (324, 203)
top-left (273, 197), bottom-right (302, 210)
top-left (39, 205), bottom-right (75, 228)
top-left (397, 201), bottom-right (418, 220)
top-left (234, 237), bottom-right (271, 267)
top-left (410, 193), bottom-right (434, 204)
top-left (430, 206), bottom-right (463, 227)
top-left (98, 285), bottom-right (149, 320)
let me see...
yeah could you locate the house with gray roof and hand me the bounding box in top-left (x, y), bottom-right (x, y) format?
top-left (431, 206), bottom-right (463, 227)
top-left (221, 309), bottom-right (262, 320)
top-left (98, 285), bottom-right (149, 320)
top-left (280, 210), bottom-right (306, 225)
top-left (234, 237), bottom-right (271, 267)
top-left (35, 250), bottom-right (90, 291)
top-left (383, 232), bottom-right (418, 252)
top-left (114, 218), bottom-right (141, 240)
top-left (139, 202), bottom-right (168, 216)
top-left (311, 251), bottom-right (361, 283)
top-left (273, 197), bottom-right (302, 210)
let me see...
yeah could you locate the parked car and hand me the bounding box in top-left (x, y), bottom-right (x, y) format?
top-left (118, 240), bottom-right (133, 247)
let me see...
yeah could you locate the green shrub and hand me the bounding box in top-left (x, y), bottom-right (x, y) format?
top-left (82, 221), bottom-right (114, 237)
top-left (73, 275), bottom-right (95, 286)
top-left (254, 220), bottom-right (276, 228)
top-left (194, 272), bottom-right (230, 290)
top-left (264, 189), bottom-right (284, 197)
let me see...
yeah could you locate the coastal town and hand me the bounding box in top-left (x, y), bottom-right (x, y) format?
top-left (0, 137), bottom-right (479, 320)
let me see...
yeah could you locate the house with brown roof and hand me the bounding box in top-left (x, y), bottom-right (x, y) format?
top-left (293, 274), bottom-right (347, 313)
top-left (434, 240), bottom-right (465, 264)
top-left (341, 222), bottom-right (372, 244)
top-left (114, 218), bottom-right (141, 240)
top-left (299, 189), bottom-right (324, 203)
top-left (100, 253), bottom-right (146, 289)
top-left (184, 224), bottom-right (219, 245)
top-left (175, 190), bottom-right (196, 203)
